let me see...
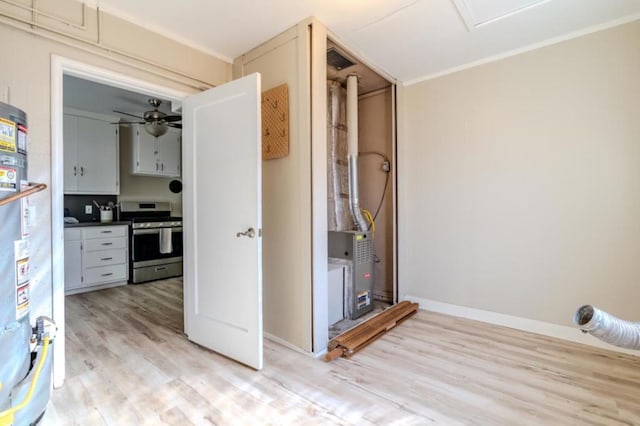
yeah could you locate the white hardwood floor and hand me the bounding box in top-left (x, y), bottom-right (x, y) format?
top-left (44, 278), bottom-right (640, 425)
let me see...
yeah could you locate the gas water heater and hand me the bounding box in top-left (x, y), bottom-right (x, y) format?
top-left (0, 101), bottom-right (54, 426)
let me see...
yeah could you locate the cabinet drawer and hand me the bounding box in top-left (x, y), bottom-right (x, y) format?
top-left (84, 249), bottom-right (128, 268)
top-left (84, 237), bottom-right (127, 251)
top-left (83, 226), bottom-right (127, 239)
top-left (84, 264), bottom-right (127, 285)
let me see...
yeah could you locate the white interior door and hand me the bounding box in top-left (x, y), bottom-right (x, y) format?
top-left (183, 73), bottom-right (263, 370)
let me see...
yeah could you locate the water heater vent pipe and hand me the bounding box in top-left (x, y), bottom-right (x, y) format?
top-left (346, 74), bottom-right (368, 232)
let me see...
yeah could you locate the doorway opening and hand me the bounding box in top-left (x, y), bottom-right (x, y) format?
top-left (51, 55), bottom-right (190, 387)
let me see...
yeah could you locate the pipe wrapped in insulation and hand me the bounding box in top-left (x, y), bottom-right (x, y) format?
top-left (573, 305), bottom-right (640, 350)
top-left (327, 81), bottom-right (353, 231)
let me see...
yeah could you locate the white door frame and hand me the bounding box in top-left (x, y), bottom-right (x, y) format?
top-left (50, 55), bottom-right (192, 388)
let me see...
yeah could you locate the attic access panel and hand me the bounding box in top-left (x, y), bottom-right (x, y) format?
top-left (453, 0), bottom-right (549, 31)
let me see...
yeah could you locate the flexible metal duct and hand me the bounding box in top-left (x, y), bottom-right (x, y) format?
top-left (346, 74), bottom-right (368, 232)
top-left (327, 81), bottom-right (354, 231)
top-left (573, 305), bottom-right (640, 350)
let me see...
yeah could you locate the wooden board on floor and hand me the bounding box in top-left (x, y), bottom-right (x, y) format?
top-left (326, 300), bottom-right (419, 361)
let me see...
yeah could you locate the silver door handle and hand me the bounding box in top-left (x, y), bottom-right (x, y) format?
top-left (73, 165), bottom-right (77, 176)
top-left (236, 227), bottom-right (256, 238)
top-left (80, 166), bottom-right (85, 176)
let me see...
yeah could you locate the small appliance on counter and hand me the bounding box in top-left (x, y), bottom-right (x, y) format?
top-left (0, 101), bottom-right (56, 425)
top-left (119, 201), bottom-right (183, 284)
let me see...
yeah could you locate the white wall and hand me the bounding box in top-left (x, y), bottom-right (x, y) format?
top-left (400, 21), bottom-right (640, 328)
top-left (234, 25), bottom-right (314, 351)
top-left (359, 88), bottom-right (394, 301)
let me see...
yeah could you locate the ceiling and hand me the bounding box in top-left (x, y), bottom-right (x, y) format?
top-left (91, 0), bottom-right (640, 84)
top-left (63, 75), bottom-right (174, 120)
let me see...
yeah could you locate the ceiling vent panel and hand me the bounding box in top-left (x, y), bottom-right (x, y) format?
top-left (327, 48), bottom-right (356, 71)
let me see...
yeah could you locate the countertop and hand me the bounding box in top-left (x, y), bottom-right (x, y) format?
top-left (64, 221), bottom-right (131, 228)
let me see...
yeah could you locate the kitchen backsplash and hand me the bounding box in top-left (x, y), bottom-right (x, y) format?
top-left (64, 195), bottom-right (118, 223)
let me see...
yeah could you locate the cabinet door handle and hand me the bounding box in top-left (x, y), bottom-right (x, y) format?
top-left (156, 163), bottom-right (159, 171)
top-left (100, 257), bottom-right (113, 261)
top-left (80, 166), bottom-right (85, 176)
top-left (101, 242), bottom-right (113, 246)
top-left (161, 163), bottom-right (164, 171)
top-left (101, 230), bottom-right (113, 234)
top-left (155, 266), bottom-right (167, 272)
top-left (73, 165), bottom-right (77, 176)
top-left (101, 272), bottom-right (113, 277)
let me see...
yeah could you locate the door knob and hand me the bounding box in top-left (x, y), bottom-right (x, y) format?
top-left (236, 227), bottom-right (256, 238)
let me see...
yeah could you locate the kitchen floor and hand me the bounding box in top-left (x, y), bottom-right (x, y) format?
top-left (44, 278), bottom-right (640, 425)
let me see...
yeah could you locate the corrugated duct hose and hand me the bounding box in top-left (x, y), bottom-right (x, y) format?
top-left (574, 305), bottom-right (640, 350)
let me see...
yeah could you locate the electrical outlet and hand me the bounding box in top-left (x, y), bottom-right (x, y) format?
top-left (85, 205), bottom-right (92, 214)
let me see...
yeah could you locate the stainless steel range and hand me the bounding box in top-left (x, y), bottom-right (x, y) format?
top-left (120, 201), bottom-right (183, 284)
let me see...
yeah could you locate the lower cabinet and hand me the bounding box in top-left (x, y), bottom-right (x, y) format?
top-left (64, 225), bottom-right (129, 294)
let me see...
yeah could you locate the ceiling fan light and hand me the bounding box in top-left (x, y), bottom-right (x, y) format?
top-left (144, 121), bottom-right (168, 137)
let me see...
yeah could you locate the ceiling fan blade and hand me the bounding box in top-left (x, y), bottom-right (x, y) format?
top-left (113, 110), bottom-right (144, 119)
top-left (168, 123), bottom-right (182, 129)
top-left (111, 120), bottom-right (145, 125)
top-left (163, 114), bottom-right (182, 122)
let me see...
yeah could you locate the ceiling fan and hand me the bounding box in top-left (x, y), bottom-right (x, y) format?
top-left (114, 98), bottom-right (181, 137)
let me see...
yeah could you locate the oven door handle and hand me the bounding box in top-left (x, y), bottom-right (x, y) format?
top-left (132, 227), bottom-right (183, 235)
top-left (133, 229), bottom-right (161, 236)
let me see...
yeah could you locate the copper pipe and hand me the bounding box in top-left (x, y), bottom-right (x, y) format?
top-left (0, 182), bottom-right (47, 207)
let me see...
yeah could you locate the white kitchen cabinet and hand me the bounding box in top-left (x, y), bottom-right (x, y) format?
top-left (157, 129), bottom-right (181, 176)
top-left (64, 225), bottom-right (129, 295)
top-left (128, 124), bottom-right (181, 177)
top-left (64, 110), bottom-right (120, 194)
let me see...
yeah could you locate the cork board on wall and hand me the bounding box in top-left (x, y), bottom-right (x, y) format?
top-left (262, 84), bottom-right (289, 160)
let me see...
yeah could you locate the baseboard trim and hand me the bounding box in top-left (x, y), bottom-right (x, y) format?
top-left (405, 296), bottom-right (638, 357)
top-left (264, 332), bottom-right (319, 358)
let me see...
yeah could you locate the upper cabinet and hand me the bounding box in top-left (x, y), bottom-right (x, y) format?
top-left (64, 110), bottom-right (120, 195)
top-left (126, 124), bottom-right (181, 178)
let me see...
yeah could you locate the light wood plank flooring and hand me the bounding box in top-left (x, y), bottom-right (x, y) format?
top-left (44, 278), bottom-right (640, 425)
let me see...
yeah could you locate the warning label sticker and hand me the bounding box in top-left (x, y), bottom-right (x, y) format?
top-left (20, 180), bottom-right (30, 237)
top-left (0, 117), bottom-right (16, 153)
top-left (16, 282), bottom-right (29, 320)
top-left (15, 239), bottom-right (30, 320)
top-left (17, 124), bottom-right (27, 155)
top-left (0, 165), bottom-right (17, 192)
top-left (357, 290), bottom-right (371, 309)
top-left (16, 257), bottom-right (29, 285)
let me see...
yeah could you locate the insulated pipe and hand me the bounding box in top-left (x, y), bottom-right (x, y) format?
top-left (346, 74), bottom-right (368, 232)
top-left (574, 305), bottom-right (640, 350)
top-left (346, 75), bottom-right (359, 158)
